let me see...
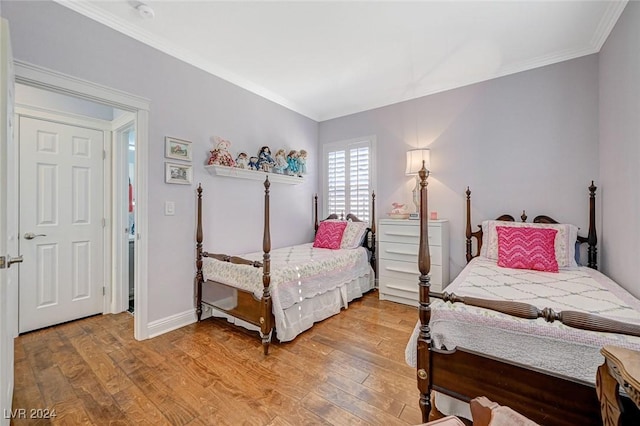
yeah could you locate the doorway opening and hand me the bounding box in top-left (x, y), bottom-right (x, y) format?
top-left (14, 59), bottom-right (150, 340)
top-left (119, 124), bottom-right (136, 314)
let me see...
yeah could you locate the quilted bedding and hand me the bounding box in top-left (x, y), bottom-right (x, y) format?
top-left (405, 256), bottom-right (640, 384)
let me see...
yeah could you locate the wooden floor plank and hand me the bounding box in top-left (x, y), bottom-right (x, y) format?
top-left (13, 292), bottom-right (421, 425)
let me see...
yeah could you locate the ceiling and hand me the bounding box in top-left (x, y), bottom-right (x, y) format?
top-left (55, 1), bottom-right (627, 121)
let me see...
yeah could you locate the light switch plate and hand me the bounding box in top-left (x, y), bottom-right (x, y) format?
top-left (165, 201), bottom-right (175, 216)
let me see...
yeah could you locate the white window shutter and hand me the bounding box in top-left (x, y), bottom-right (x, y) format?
top-left (324, 138), bottom-right (372, 222)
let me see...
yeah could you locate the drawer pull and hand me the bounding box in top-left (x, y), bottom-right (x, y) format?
top-left (385, 249), bottom-right (416, 256)
top-left (385, 232), bottom-right (418, 237)
top-left (385, 266), bottom-right (418, 275)
top-left (387, 284), bottom-right (419, 293)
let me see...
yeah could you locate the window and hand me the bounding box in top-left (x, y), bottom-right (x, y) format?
top-left (322, 136), bottom-right (376, 223)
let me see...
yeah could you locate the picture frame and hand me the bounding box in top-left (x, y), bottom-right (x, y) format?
top-left (165, 136), bottom-right (192, 161)
top-left (165, 162), bottom-right (192, 185)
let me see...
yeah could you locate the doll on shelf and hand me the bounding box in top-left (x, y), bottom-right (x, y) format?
top-left (298, 149), bottom-right (308, 176)
top-left (248, 156), bottom-right (260, 171)
top-left (273, 149), bottom-right (289, 174)
top-left (207, 137), bottom-right (235, 167)
top-left (235, 152), bottom-right (249, 169)
top-left (257, 146), bottom-right (275, 172)
top-left (286, 150), bottom-right (299, 176)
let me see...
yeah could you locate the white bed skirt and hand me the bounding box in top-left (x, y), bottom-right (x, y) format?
top-left (204, 268), bottom-right (374, 342)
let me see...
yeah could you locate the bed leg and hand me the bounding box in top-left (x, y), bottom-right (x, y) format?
top-left (262, 330), bottom-right (273, 355)
top-left (420, 390), bottom-right (432, 423)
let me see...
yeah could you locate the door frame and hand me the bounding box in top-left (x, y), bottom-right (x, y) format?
top-left (14, 60), bottom-right (151, 340)
top-left (111, 116), bottom-right (136, 313)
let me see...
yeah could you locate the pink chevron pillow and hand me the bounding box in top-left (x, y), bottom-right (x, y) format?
top-left (496, 226), bottom-right (559, 272)
top-left (313, 221), bottom-right (348, 249)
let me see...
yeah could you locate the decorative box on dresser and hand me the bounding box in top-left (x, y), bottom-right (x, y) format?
top-left (378, 219), bottom-right (449, 306)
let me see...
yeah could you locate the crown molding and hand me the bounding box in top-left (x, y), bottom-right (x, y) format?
top-left (53, 0), bottom-right (626, 123)
top-left (591, 0), bottom-right (628, 51)
top-left (319, 45), bottom-right (599, 121)
top-left (53, 0), bottom-right (319, 121)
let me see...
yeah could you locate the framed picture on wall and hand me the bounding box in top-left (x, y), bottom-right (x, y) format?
top-left (165, 137), bottom-right (192, 161)
top-left (165, 162), bottom-right (192, 185)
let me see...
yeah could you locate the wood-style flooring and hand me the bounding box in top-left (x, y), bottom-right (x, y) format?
top-left (12, 290), bottom-right (424, 425)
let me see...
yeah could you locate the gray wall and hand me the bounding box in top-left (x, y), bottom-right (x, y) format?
top-left (2, 1), bottom-right (318, 322)
top-left (319, 55), bottom-right (600, 280)
top-left (599, 1), bottom-right (640, 298)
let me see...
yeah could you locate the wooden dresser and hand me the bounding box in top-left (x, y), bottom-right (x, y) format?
top-left (378, 219), bottom-right (449, 306)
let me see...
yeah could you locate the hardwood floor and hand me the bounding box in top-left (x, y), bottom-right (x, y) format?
top-left (11, 290), bottom-right (424, 425)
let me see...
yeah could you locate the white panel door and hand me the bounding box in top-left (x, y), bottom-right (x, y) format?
top-left (0, 17), bottom-right (17, 425)
top-left (19, 116), bottom-right (104, 333)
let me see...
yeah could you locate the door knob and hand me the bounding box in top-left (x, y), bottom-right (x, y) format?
top-left (0, 255), bottom-right (23, 269)
top-left (24, 232), bottom-right (47, 240)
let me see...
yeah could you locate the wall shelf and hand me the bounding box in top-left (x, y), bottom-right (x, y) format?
top-left (205, 165), bottom-right (304, 185)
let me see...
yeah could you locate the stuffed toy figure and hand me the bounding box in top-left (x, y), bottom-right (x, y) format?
top-left (286, 150), bottom-right (299, 176)
top-left (273, 149), bottom-right (289, 174)
top-left (235, 152), bottom-right (249, 169)
top-left (207, 137), bottom-right (235, 167)
top-left (248, 156), bottom-right (260, 171)
top-left (257, 146), bottom-right (275, 172)
top-left (298, 150), bottom-right (308, 176)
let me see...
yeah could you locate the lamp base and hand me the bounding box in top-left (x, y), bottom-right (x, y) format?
top-left (409, 212), bottom-right (419, 220)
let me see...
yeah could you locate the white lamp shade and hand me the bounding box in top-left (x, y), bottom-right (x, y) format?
top-left (405, 149), bottom-right (431, 175)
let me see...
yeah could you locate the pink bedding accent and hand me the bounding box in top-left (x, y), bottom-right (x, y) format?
top-left (496, 226), bottom-right (558, 272)
top-left (313, 221), bottom-right (347, 249)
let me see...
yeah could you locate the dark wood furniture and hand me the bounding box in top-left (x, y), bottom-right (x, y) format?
top-left (415, 176), bottom-right (640, 425)
top-left (597, 346), bottom-right (640, 425)
top-left (195, 177), bottom-right (376, 355)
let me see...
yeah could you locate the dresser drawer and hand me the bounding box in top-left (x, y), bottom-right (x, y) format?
top-left (379, 242), bottom-right (442, 266)
top-left (379, 277), bottom-right (444, 298)
top-left (378, 223), bottom-right (442, 246)
top-left (379, 259), bottom-right (443, 286)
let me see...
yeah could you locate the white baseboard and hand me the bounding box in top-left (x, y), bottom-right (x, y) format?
top-left (146, 309), bottom-right (197, 338)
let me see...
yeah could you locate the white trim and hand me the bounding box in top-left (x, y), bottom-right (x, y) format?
top-left (205, 165), bottom-right (304, 184)
top-left (591, 0), bottom-right (628, 51)
top-left (111, 120), bottom-right (135, 315)
top-left (14, 60), bottom-right (149, 112)
top-left (15, 104), bottom-right (113, 130)
top-left (147, 309), bottom-right (197, 339)
top-left (110, 111), bottom-right (136, 132)
top-left (134, 109), bottom-right (149, 340)
top-left (52, 1), bottom-right (316, 121)
top-left (14, 61), bottom-right (151, 341)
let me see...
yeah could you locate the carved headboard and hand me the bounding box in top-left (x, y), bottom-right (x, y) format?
top-left (465, 182), bottom-right (598, 269)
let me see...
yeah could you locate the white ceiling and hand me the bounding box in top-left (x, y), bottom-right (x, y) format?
top-left (55, 1), bottom-right (627, 121)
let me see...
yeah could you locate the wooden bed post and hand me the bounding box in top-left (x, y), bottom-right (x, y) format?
top-left (465, 187), bottom-right (472, 262)
top-left (371, 191), bottom-right (376, 275)
top-left (588, 181), bottom-right (598, 270)
top-left (416, 163), bottom-right (432, 423)
top-left (195, 184), bottom-right (204, 321)
top-left (261, 177), bottom-right (273, 355)
top-left (314, 193), bottom-right (319, 233)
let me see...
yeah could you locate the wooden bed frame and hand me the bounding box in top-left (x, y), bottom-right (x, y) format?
top-left (414, 173), bottom-right (640, 425)
top-left (195, 177), bottom-right (376, 355)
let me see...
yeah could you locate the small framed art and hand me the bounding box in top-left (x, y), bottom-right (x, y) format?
top-left (165, 162), bottom-right (192, 185)
top-left (165, 137), bottom-right (192, 161)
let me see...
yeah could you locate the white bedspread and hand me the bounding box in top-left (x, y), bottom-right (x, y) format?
top-left (405, 257), bottom-right (640, 385)
top-left (203, 243), bottom-right (373, 341)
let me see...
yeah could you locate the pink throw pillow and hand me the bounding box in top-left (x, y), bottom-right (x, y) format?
top-left (313, 221), bottom-right (348, 249)
top-left (496, 226), bottom-right (559, 272)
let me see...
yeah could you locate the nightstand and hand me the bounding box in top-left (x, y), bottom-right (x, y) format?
top-left (378, 219), bottom-right (449, 306)
top-left (597, 345), bottom-right (640, 425)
